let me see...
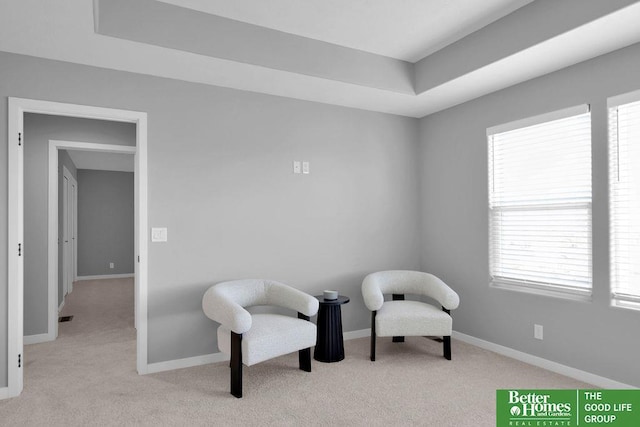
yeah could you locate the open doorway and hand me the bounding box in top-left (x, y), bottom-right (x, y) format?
top-left (7, 98), bottom-right (148, 398)
top-left (52, 145), bottom-right (137, 317)
top-left (57, 152), bottom-right (136, 352)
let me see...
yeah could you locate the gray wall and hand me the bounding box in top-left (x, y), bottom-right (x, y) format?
top-left (0, 50), bottom-right (420, 385)
top-left (418, 42), bottom-right (640, 387)
top-left (77, 170), bottom-right (134, 277)
top-left (22, 113), bottom-right (136, 339)
top-left (4, 43), bottom-right (640, 390)
top-left (57, 149), bottom-right (78, 307)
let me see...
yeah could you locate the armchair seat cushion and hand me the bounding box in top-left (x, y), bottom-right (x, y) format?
top-left (218, 314), bottom-right (316, 366)
top-left (376, 301), bottom-right (452, 337)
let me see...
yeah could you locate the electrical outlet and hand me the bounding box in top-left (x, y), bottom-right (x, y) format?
top-left (293, 161), bottom-right (301, 174)
top-left (534, 324), bottom-right (543, 340)
top-left (109, 262), bottom-right (114, 269)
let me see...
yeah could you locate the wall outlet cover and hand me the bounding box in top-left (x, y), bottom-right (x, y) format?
top-left (534, 324), bottom-right (543, 340)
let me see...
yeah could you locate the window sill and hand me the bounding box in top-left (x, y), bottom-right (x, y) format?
top-left (611, 299), bottom-right (640, 312)
top-left (490, 280), bottom-right (592, 303)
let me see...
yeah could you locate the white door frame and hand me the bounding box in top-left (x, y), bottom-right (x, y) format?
top-left (70, 171), bottom-right (78, 291)
top-left (49, 141), bottom-right (137, 341)
top-left (61, 165), bottom-right (72, 299)
top-left (61, 167), bottom-right (78, 298)
top-left (7, 97), bottom-right (149, 399)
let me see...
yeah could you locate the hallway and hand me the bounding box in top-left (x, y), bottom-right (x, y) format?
top-left (58, 278), bottom-right (134, 337)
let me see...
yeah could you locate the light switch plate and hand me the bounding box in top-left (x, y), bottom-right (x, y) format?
top-left (151, 227), bottom-right (168, 242)
top-left (293, 161), bottom-right (301, 174)
top-left (302, 161), bottom-right (310, 174)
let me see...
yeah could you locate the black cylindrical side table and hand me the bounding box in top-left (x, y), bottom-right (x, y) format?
top-left (314, 295), bottom-right (350, 363)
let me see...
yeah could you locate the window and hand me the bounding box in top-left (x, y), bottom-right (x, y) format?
top-left (488, 105), bottom-right (592, 298)
top-left (609, 90), bottom-right (640, 310)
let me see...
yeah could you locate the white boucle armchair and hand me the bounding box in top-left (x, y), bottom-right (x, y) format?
top-left (202, 279), bottom-right (319, 398)
top-left (362, 271), bottom-right (460, 361)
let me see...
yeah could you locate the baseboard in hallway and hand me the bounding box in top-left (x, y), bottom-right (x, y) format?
top-left (24, 333), bottom-right (54, 345)
top-left (76, 274), bottom-right (134, 281)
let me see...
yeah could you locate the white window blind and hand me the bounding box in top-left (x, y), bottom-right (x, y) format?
top-left (609, 94), bottom-right (640, 310)
top-left (488, 106), bottom-right (592, 296)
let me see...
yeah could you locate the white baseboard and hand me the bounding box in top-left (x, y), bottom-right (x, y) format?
top-left (24, 333), bottom-right (54, 345)
top-left (58, 300), bottom-right (65, 312)
top-left (0, 387), bottom-right (9, 400)
top-left (141, 328), bottom-right (634, 389)
top-left (145, 328), bottom-right (372, 375)
top-left (146, 352), bottom-right (229, 374)
top-left (452, 331), bottom-right (635, 389)
top-left (76, 274), bottom-right (134, 281)
top-left (344, 328), bottom-right (370, 340)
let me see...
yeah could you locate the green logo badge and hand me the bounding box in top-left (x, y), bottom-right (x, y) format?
top-left (497, 389), bottom-right (640, 426)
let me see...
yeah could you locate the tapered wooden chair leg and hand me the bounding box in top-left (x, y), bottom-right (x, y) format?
top-left (442, 306), bottom-right (452, 360)
top-left (391, 294), bottom-right (405, 342)
top-left (297, 312), bottom-right (312, 372)
top-left (443, 335), bottom-right (451, 360)
top-left (230, 332), bottom-right (243, 398)
top-left (370, 311), bottom-right (377, 361)
top-left (299, 348), bottom-right (312, 372)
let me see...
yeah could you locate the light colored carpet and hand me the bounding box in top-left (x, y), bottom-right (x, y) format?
top-left (0, 278), bottom-right (591, 426)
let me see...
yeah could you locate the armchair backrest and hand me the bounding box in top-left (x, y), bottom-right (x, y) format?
top-left (202, 279), bottom-right (319, 334)
top-left (362, 270), bottom-right (460, 312)
top-left (213, 279), bottom-right (274, 308)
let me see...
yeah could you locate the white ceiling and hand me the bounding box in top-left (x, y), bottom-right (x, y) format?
top-left (157, 0), bottom-right (535, 62)
top-left (68, 150), bottom-right (134, 172)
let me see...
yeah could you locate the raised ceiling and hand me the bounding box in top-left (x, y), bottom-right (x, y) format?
top-left (155, 0), bottom-right (535, 62)
top-left (1, 0), bottom-right (640, 117)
